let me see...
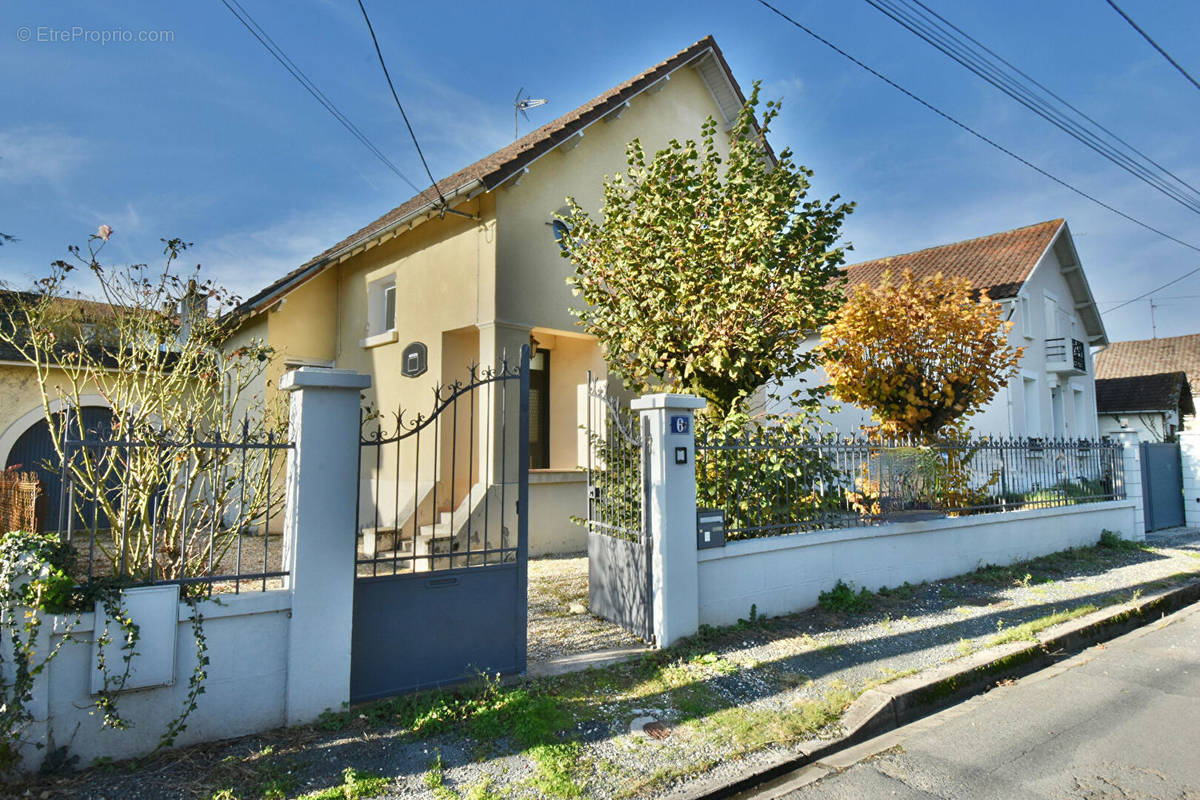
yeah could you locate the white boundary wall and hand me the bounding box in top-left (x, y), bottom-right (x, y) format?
top-left (13, 368), bottom-right (370, 771)
top-left (637, 392), bottom-right (1140, 644)
top-left (695, 501), bottom-right (1136, 628)
top-left (29, 592), bottom-right (291, 766)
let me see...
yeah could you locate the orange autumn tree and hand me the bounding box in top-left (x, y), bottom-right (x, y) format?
top-left (821, 268), bottom-right (1023, 441)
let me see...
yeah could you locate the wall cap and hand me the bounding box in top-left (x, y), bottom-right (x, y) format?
top-left (698, 500), bottom-right (1137, 562)
top-left (280, 367), bottom-right (372, 392)
top-left (631, 393), bottom-right (707, 411)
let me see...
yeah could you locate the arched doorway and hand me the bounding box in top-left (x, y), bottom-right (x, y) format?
top-left (5, 407), bottom-right (116, 532)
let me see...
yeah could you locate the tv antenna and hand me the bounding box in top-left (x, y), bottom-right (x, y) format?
top-left (514, 88), bottom-right (548, 139)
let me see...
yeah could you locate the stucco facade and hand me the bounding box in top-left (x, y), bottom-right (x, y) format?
top-left (234, 39), bottom-right (744, 554)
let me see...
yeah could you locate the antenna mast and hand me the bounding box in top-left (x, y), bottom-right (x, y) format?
top-left (513, 88), bottom-right (548, 139)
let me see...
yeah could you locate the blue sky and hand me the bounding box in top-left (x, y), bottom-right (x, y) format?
top-left (2, 0), bottom-right (1198, 342)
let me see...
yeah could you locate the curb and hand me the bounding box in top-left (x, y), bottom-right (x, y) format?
top-left (667, 577), bottom-right (1200, 800)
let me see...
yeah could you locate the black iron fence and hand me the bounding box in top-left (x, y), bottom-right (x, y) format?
top-left (356, 353), bottom-right (528, 577)
top-left (695, 430), bottom-right (1126, 541)
top-left (583, 376), bottom-right (646, 543)
top-left (58, 416), bottom-right (292, 595)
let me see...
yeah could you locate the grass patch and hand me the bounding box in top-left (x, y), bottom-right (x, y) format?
top-left (298, 768), bottom-right (389, 800)
top-left (986, 605), bottom-right (1099, 648)
top-left (1098, 529), bottom-right (1150, 552)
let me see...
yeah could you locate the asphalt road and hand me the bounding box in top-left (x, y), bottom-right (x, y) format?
top-left (746, 601), bottom-right (1200, 800)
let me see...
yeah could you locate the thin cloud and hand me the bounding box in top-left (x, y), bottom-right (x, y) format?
top-left (0, 127), bottom-right (90, 185)
top-left (190, 208), bottom-right (373, 302)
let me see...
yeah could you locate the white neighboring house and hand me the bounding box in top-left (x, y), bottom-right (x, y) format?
top-left (1096, 371), bottom-right (1194, 442)
top-left (770, 219), bottom-right (1109, 439)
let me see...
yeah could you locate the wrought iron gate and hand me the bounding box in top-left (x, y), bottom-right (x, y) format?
top-left (584, 376), bottom-right (654, 644)
top-left (1140, 441), bottom-right (1185, 532)
top-left (350, 347), bottom-right (529, 701)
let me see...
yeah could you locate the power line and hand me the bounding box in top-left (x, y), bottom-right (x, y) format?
top-left (1106, 0), bottom-right (1200, 94)
top-left (355, 0), bottom-right (456, 215)
top-left (217, 0), bottom-right (430, 201)
top-left (1101, 265), bottom-right (1200, 313)
top-left (864, 0), bottom-right (1200, 215)
top-left (752, 0), bottom-right (1200, 254)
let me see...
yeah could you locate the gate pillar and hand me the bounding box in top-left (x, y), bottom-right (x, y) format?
top-left (1181, 431), bottom-right (1200, 528)
top-left (280, 367), bottom-right (372, 724)
top-left (1112, 430), bottom-right (1145, 540)
top-left (632, 393), bottom-right (705, 647)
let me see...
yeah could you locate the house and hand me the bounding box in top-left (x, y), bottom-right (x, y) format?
top-left (228, 36), bottom-right (752, 555)
top-left (1095, 371), bottom-right (1194, 442)
top-left (1095, 332), bottom-right (1200, 400)
top-left (770, 219), bottom-right (1109, 440)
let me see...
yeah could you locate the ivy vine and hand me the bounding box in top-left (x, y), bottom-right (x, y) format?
top-left (1, 531), bottom-right (213, 775)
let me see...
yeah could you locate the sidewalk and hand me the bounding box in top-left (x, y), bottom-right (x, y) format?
top-left (18, 529), bottom-right (1200, 800)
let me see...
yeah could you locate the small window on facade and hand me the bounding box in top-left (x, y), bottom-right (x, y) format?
top-left (367, 277), bottom-right (397, 336)
top-left (383, 285), bottom-right (396, 331)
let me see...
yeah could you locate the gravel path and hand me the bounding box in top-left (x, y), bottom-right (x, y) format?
top-left (527, 553), bottom-right (644, 664)
top-left (17, 530), bottom-right (1200, 800)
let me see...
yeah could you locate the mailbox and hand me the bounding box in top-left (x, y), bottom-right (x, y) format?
top-left (697, 508), bottom-right (726, 549)
top-left (402, 341), bottom-right (427, 377)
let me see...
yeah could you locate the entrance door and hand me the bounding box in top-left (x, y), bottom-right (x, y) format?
top-left (350, 347), bottom-right (530, 701)
top-left (1140, 442), bottom-right (1185, 532)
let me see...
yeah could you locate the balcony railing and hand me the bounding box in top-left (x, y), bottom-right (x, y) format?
top-left (1046, 337), bottom-right (1086, 374)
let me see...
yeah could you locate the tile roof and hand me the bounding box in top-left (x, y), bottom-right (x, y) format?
top-left (1095, 371), bottom-right (1195, 416)
top-left (1094, 333), bottom-right (1200, 398)
top-left (236, 35), bottom-right (746, 315)
top-left (844, 219), bottom-right (1064, 299)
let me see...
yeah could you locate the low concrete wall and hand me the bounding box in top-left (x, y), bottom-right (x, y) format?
top-left (696, 500), bottom-right (1137, 627)
top-left (27, 591), bottom-right (290, 768)
top-left (529, 470), bottom-right (587, 556)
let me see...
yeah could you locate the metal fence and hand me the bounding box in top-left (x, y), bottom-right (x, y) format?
top-left (584, 376), bottom-right (646, 543)
top-left (58, 416), bottom-right (292, 595)
top-left (357, 357), bottom-right (526, 577)
top-left (695, 430), bottom-right (1126, 540)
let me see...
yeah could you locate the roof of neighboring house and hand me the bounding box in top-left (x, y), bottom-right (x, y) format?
top-left (844, 219), bottom-right (1064, 300)
top-left (1095, 371), bottom-right (1195, 416)
top-left (1095, 333), bottom-right (1200, 397)
top-left (236, 35), bottom-right (750, 317)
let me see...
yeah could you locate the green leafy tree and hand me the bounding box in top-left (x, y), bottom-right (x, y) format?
top-left (559, 84), bottom-right (854, 422)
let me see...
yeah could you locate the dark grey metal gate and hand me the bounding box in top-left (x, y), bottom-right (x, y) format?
top-left (351, 347), bottom-right (529, 702)
top-left (1140, 441), bottom-right (1185, 532)
top-left (584, 377), bottom-right (654, 644)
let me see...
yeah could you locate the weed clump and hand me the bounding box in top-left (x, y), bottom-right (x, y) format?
top-left (818, 580), bottom-right (876, 613)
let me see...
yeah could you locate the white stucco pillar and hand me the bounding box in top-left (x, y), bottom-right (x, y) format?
top-left (280, 367), bottom-right (371, 724)
top-left (1113, 430), bottom-right (1145, 540)
top-left (632, 393), bottom-right (706, 647)
top-left (1179, 430), bottom-right (1200, 528)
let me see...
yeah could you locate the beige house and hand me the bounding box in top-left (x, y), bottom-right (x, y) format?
top-left (230, 36), bottom-right (751, 554)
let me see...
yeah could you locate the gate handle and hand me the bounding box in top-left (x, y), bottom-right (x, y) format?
top-left (426, 577), bottom-right (459, 589)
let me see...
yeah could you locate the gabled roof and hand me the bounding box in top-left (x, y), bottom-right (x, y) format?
top-left (1095, 333), bottom-right (1200, 398)
top-left (1095, 371), bottom-right (1195, 416)
top-left (844, 219), bottom-right (1064, 299)
top-left (236, 35), bottom-right (749, 317)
